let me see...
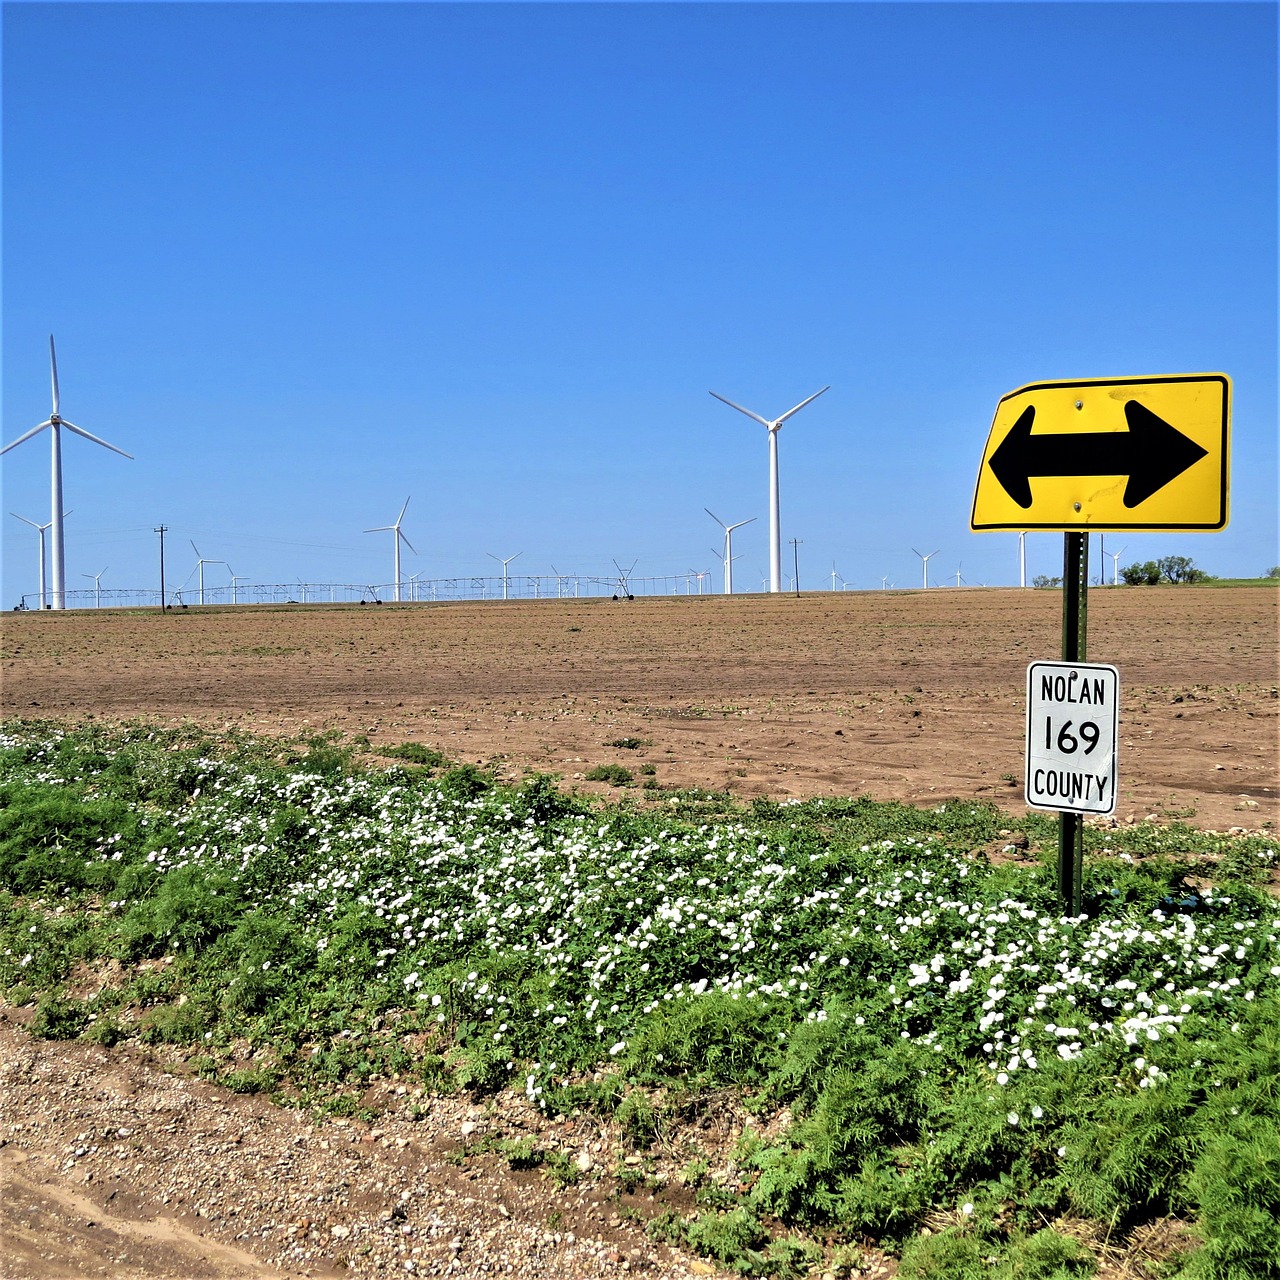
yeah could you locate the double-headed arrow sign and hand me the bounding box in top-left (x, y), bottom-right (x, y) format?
top-left (971, 374), bottom-right (1230, 532)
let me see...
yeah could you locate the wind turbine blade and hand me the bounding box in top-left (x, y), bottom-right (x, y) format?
top-left (49, 336), bottom-right (60, 416)
top-left (708, 391), bottom-right (770, 427)
top-left (704, 508), bottom-right (726, 528)
top-left (10, 512), bottom-right (42, 530)
top-left (396, 496), bottom-right (411, 524)
top-left (398, 530), bottom-right (417, 554)
top-left (364, 525), bottom-right (394, 533)
top-left (191, 542), bottom-right (202, 558)
top-left (1, 421), bottom-right (53, 454)
top-left (60, 421), bottom-right (134, 459)
top-left (728, 517), bottom-right (756, 532)
top-left (774, 386), bottom-right (831, 426)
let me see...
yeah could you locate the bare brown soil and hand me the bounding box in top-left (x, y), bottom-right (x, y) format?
top-left (1, 585), bottom-right (1276, 1279)
top-left (3, 585), bottom-right (1277, 829)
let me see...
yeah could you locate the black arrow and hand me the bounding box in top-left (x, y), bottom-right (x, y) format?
top-left (988, 401), bottom-right (1209, 509)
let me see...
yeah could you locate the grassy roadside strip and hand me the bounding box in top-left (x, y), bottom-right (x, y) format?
top-left (1, 719), bottom-right (1277, 1279)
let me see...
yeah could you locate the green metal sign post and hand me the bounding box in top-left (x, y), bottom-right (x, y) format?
top-left (1058, 533), bottom-right (1089, 914)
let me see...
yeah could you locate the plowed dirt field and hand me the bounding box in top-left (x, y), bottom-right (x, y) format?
top-left (4, 585), bottom-right (1276, 830)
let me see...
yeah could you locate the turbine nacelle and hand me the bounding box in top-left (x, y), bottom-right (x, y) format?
top-left (708, 386), bottom-right (830, 433)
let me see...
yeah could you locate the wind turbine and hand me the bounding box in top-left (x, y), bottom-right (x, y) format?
top-left (830, 562), bottom-right (843, 592)
top-left (1018, 532), bottom-right (1027, 588)
top-left (1, 336), bottom-right (132, 609)
top-left (10, 510), bottom-right (70, 610)
top-left (364, 498), bottom-right (415, 602)
top-left (81, 566), bottom-right (108, 608)
top-left (709, 386), bottom-right (829, 593)
top-left (690, 568), bottom-right (710, 595)
top-left (189, 542), bottom-right (227, 607)
top-left (912, 548), bottom-right (940, 589)
top-left (1106, 547), bottom-right (1126, 586)
top-left (228, 568), bottom-right (250, 605)
top-left (705, 509), bottom-right (755, 595)
top-left (487, 551), bottom-right (522, 600)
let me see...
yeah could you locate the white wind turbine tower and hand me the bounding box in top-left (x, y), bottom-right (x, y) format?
top-left (488, 551), bottom-right (521, 601)
top-left (709, 386), bottom-right (829, 593)
top-left (1106, 547), bottom-right (1126, 586)
top-left (1, 336), bottom-right (132, 609)
top-left (364, 498), bottom-right (415, 602)
top-left (189, 543), bottom-right (227, 607)
top-left (1018, 532), bottom-right (1028, 588)
top-left (10, 510), bottom-right (70, 610)
top-left (228, 569), bottom-right (249, 605)
top-left (912, 548), bottom-right (940, 589)
top-left (81, 567), bottom-right (108, 608)
top-left (705, 509), bottom-right (755, 595)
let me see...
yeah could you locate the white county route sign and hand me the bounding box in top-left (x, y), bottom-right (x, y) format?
top-left (1025, 661), bottom-right (1119, 816)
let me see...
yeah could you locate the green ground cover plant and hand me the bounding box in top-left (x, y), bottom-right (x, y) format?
top-left (1, 719), bottom-right (1276, 1278)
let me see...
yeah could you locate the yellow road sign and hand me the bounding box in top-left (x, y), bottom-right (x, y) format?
top-left (971, 374), bottom-right (1230, 532)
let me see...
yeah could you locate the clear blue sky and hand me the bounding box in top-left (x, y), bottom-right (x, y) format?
top-left (4, 1), bottom-right (1276, 602)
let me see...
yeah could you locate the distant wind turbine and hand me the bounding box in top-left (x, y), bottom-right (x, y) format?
top-left (81, 566), bottom-right (109, 609)
top-left (912, 548), bottom-right (940, 589)
top-left (1106, 547), bottom-right (1126, 586)
top-left (709, 386), bottom-right (829, 593)
top-left (1018, 532), bottom-right (1027, 588)
top-left (705, 509), bottom-right (755, 595)
top-left (365, 498), bottom-right (415, 602)
top-left (190, 542), bottom-right (227, 607)
top-left (10, 510), bottom-right (70, 610)
top-left (487, 551), bottom-right (522, 601)
top-left (1, 336), bottom-right (132, 609)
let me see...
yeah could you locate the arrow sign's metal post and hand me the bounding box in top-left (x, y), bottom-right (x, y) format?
top-left (1058, 534), bottom-right (1089, 914)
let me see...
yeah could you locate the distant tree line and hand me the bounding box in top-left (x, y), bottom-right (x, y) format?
top-left (1032, 559), bottom-right (1276, 589)
top-left (1120, 555), bottom-right (1209, 585)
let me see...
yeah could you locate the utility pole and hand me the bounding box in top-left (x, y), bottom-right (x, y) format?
top-left (155, 525), bottom-right (168, 609)
top-left (790, 538), bottom-right (802, 597)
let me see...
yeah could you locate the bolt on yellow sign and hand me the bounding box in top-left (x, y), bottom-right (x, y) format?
top-left (971, 374), bottom-right (1230, 532)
